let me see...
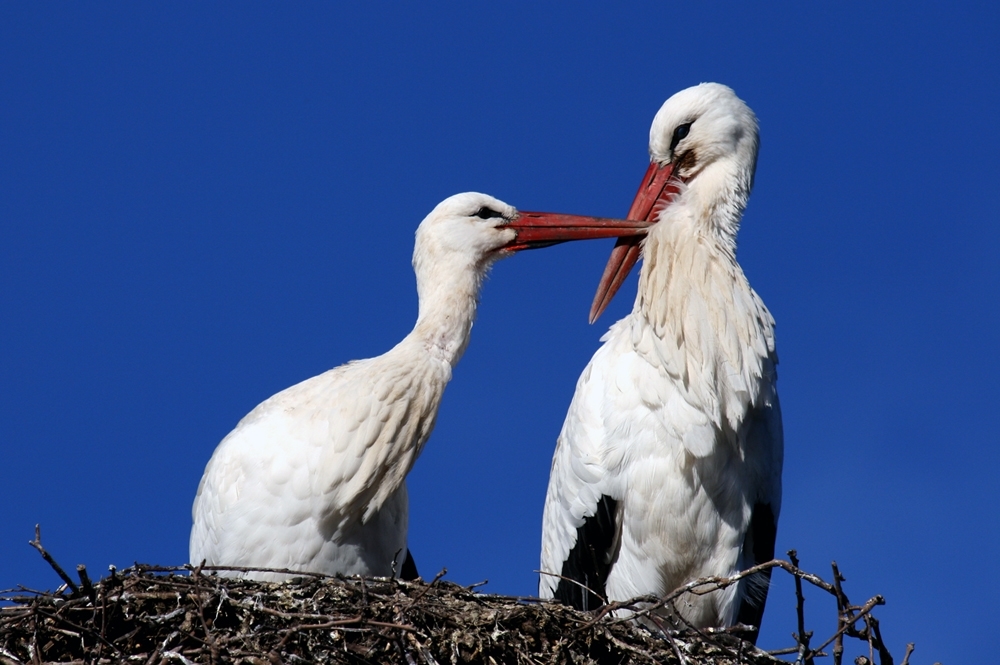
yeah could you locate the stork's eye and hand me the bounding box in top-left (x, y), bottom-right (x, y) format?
top-left (474, 206), bottom-right (505, 220)
top-left (670, 122), bottom-right (692, 152)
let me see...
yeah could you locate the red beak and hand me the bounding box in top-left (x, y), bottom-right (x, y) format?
top-left (588, 161), bottom-right (680, 323)
top-left (502, 212), bottom-right (652, 253)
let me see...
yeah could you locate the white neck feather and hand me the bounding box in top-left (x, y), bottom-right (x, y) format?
top-left (630, 161), bottom-right (775, 436)
top-left (407, 254), bottom-right (486, 368)
top-left (335, 259), bottom-right (486, 526)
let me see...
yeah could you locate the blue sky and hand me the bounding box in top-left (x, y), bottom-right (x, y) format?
top-left (2, 4), bottom-right (997, 662)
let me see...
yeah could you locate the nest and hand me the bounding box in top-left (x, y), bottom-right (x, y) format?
top-left (2, 530), bottom-right (913, 665)
top-left (0, 564), bottom-right (785, 665)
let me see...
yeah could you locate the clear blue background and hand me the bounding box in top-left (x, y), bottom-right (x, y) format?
top-left (2, 4), bottom-right (996, 662)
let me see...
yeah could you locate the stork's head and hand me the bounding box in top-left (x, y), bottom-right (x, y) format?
top-left (413, 193), bottom-right (519, 274)
top-left (648, 83), bottom-right (758, 188)
top-left (589, 83), bottom-right (760, 323)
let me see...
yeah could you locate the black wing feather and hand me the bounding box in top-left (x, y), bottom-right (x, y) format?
top-left (553, 495), bottom-right (618, 611)
top-left (400, 549), bottom-right (419, 581)
top-left (735, 502), bottom-right (777, 644)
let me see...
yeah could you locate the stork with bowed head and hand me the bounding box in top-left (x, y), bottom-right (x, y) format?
top-left (190, 192), bottom-right (650, 581)
top-left (539, 84), bottom-right (782, 642)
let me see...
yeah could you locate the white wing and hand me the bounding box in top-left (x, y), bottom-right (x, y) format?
top-left (539, 321), bottom-right (636, 601)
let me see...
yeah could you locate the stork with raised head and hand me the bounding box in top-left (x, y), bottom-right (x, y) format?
top-left (190, 192), bottom-right (650, 582)
top-left (539, 84), bottom-right (782, 642)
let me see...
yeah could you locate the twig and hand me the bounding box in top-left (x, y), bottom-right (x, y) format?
top-left (808, 595), bottom-right (885, 658)
top-left (768, 646), bottom-right (802, 656)
top-left (406, 631), bottom-right (441, 665)
top-left (179, 563), bottom-right (335, 578)
top-left (788, 550), bottom-right (814, 665)
top-left (366, 619), bottom-right (418, 631)
top-left (33, 608), bottom-right (120, 654)
top-left (867, 614), bottom-right (893, 665)
top-left (832, 561), bottom-right (849, 665)
top-left (75, 565), bottom-right (95, 604)
top-left (161, 650), bottom-right (197, 665)
top-left (187, 571), bottom-right (220, 665)
top-left (144, 631), bottom-right (180, 665)
top-left (27, 525), bottom-right (78, 595)
top-left (405, 568), bottom-right (447, 609)
top-left (0, 646), bottom-right (24, 665)
top-left (662, 598), bottom-right (743, 663)
top-left (650, 613), bottom-right (688, 665)
top-left (536, 569), bottom-right (607, 607)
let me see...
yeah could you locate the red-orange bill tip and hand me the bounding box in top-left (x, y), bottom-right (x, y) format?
top-left (588, 239), bottom-right (642, 324)
top-left (589, 162), bottom-right (680, 323)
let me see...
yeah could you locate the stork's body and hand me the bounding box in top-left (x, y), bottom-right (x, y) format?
top-left (190, 193), bottom-right (650, 581)
top-left (190, 330), bottom-right (445, 580)
top-left (540, 84), bottom-right (782, 638)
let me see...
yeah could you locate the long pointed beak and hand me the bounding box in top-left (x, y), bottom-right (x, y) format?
top-left (588, 161), bottom-right (679, 324)
top-left (502, 212), bottom-right (652, 252)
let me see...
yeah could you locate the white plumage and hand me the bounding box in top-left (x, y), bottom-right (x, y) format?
top-left (539, 83), bottom-right (782, 641)
top-left (190, 192), bottom-right (649, 581)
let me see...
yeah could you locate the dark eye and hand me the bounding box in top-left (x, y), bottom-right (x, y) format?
top-left (474, 206), bottom-right (505, 220)
top-left (670, 122), bottom-right (692, 152)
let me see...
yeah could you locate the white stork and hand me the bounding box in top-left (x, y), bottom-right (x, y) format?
top-left (539, 83), bottom-right (782, 641)
top-left (190, 192), bottom-right (649, 581)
